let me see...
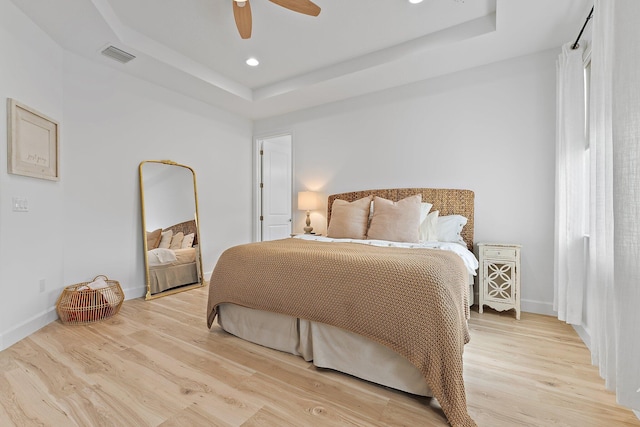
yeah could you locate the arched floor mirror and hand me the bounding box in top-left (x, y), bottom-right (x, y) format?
top-left (139, 160), bottom-right (204, 299)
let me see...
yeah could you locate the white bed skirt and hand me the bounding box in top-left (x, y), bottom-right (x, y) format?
top-left (217, 303), bottom-right (433, 396)
top-left (216, 280), bottom-right (473, 396)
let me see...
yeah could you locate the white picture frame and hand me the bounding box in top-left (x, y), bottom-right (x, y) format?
top-left (7, 98), bottom-right (60, 181)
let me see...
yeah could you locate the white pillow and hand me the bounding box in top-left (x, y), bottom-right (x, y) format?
top-left (437, 215), bottom-right (468, 245)
top-left (181, 233), bottom-right (195, 248)
top-left (158, 230), bottom-right (173, 249)
top-left (419, 202), bottom-right (434, 224)
top-left (419, 210), bottom-right (439, 242)
top-left (147, 248), bottom-right (178, 266)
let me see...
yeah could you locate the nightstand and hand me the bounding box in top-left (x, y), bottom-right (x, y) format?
top-left (477, 243), bottom-right (521, 320)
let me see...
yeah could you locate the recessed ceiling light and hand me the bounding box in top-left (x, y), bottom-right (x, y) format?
top-left (246, 57), bottom-right (259, 67)
top-left (409, 0), bottom-right (424, 4)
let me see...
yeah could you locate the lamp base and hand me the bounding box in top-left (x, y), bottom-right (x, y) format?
top-left (304, 210), bottom-right (313, 234)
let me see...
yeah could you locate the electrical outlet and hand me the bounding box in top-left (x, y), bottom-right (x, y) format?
top-left (39, 279), bottom-right (46, 293)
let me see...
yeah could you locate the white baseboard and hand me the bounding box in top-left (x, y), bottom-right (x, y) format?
top-left (633, 410), bottom-right (639, 420)
top-left (0, 284), bottom-right (146, 352)
top-left (473, 295), bottom-right (555, 316)
top-left (572, 323), bottom-right (592, 351)
top-left (472, 289), bottom-right (555, 317)
top-left (0, 306), bottom-right (58, 351)
top-left (520, 299), bottom-right (555, 316)
top-left (122, 284), bottom-right (147, 300)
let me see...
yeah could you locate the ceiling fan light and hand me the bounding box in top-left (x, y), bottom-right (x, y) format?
top-left (246, 57), bottom-right (259, 66)
top-left (409, 0), bottom-right (424, 4)
top-left (235, 0), bottom-right (247, 7)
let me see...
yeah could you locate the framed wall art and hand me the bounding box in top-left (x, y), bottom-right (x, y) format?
top-left (7, 98), bottom-right (60, 181)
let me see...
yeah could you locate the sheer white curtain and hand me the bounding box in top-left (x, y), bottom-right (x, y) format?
top-left (554, 43), bottom-right (586, 325)
top-left (588, 0), bottom-right (640, 412)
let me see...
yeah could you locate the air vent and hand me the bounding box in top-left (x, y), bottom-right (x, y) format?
top-left (101, 46), bottom-right (136, 64)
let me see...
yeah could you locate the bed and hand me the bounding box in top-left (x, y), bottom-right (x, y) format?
top-left (146, 220), bottom-right (200, 295)
top-left (207, 188), bottom-right (478, 427)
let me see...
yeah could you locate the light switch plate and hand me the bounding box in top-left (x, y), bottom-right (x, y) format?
top-left (12, 197), bottom-right (28, 212)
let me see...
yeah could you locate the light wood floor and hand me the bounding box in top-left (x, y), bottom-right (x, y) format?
top-left (0, 285), bottom-right (638, 427)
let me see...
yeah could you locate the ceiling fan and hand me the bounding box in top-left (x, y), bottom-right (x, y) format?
top-left (232, 0), bottom-right (321, 39)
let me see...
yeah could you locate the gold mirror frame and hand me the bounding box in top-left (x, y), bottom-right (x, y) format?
top-left (139, 160), bottom-right (204, 300)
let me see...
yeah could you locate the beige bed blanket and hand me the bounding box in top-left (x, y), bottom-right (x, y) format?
top-left (207, 238), bottom-right (476, 427)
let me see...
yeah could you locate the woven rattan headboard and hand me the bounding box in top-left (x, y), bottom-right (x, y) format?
top-left (327, 188), bottom-right (475, 250)
top-left (164, 220), bottom-right (198, 246)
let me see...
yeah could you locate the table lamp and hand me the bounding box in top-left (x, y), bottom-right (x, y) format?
top-left (298, 191), bottom-right (319, 234)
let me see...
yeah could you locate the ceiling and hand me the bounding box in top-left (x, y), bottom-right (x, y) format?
top-left (10, 0), bottom-right (592, 119)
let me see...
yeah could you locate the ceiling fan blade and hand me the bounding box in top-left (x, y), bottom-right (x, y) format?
top-left (269, 0), bottom-right (321, 17)
top-left (233, 0), bottom-right (252, 39)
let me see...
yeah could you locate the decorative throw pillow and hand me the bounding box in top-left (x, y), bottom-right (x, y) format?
top-left (181, 233), bottom-right (195, 249)
top-left (146, 228), bottom-right (162, 250)
top-left (370, 201), bottom-right (430, 224)
top-left (419, 210), bottom-right (439, 242)
top-left (327, 196), bottom-right (373, 239)
top-left (158, 230), bottom-right (173, 249)
top-left (437, 215), bottom-right (468, 245)
top-left (170, 231), bottom-right (184, 249)
top-left (367, 195), bottom-right (422, 243)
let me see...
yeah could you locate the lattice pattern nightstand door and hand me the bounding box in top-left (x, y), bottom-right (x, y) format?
top-left (485, 261), bottom-right (516, 301)
top-left (477, 243), bottom-right (521, 319)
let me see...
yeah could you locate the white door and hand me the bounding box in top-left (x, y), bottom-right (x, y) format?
top-left (259, 135), bottom-right (292, 241)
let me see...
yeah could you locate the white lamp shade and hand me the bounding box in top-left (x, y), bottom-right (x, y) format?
top-left (298, 191), bottom-right (319, 211)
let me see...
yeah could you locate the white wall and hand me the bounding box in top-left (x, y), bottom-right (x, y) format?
top-left (255, 49), bottom-right (559, 315)
top-left (0, 0), bottom-right (65, 349)
top-left (0, 0), bottom-right (254, 350)
top-left (61, 51), bottom-right (254, 290)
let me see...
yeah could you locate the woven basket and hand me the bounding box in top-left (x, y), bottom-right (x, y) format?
top-left (56, 275), bottom-right (124, 325)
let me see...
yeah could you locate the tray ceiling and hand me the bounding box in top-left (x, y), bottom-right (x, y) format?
top-left (10, 0), bottom-right (591, 119)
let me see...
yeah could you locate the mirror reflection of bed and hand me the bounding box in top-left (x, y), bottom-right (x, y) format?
top-left (139, 160), bottom-right (204, 299)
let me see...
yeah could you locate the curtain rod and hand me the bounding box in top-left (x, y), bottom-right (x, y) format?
top-left (571, 6), bottom-right (594, 49)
